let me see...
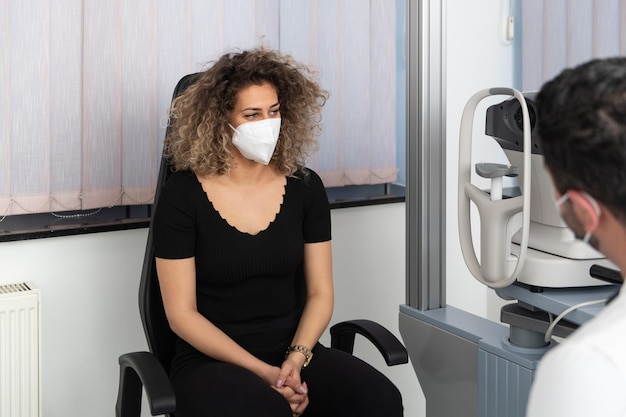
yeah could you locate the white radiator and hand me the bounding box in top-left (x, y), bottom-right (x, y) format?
top-left (0, 282), bottom-right (41, 417)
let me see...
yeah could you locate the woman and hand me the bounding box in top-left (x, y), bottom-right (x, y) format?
top-left (153, 47), bottom-right (403, 417)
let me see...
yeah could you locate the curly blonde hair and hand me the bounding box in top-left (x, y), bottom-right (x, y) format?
top-left (164, 47), bottom-right (329, 176)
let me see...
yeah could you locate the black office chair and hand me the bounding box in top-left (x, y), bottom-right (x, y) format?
top-left (115, 74), bottom-right (408, 417)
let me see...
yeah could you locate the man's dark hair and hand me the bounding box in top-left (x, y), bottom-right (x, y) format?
top-left (537, 57), bottom-right (626, 224)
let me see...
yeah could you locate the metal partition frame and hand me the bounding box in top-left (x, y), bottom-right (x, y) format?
top-left (406, 0), bottom-right (447, 310)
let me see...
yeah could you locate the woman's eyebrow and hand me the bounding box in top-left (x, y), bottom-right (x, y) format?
top-left (241, 102), bottom-right (280, 112)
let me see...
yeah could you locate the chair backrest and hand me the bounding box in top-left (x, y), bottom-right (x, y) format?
top-left (138, 73), bottom-right (199, 374)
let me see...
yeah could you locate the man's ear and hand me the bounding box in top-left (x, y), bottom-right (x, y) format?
top-left (568, 190), bottom-right (601, 232)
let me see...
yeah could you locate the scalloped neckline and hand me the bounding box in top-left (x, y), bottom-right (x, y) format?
top-left (196, 175), bottom-right (287, 236)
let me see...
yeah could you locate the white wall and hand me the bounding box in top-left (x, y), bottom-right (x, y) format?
top-left (0, 228), bottom-right (149, 417)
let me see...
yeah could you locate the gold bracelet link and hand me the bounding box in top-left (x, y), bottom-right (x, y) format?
top-left (285, 344), bottom-right (313, 367)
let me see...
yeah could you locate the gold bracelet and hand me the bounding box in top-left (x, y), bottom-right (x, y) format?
top-left (285, 345), bottom-right (313, 367)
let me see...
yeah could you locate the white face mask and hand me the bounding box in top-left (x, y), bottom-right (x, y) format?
top-left (230, 118), bottom-right (281, 165)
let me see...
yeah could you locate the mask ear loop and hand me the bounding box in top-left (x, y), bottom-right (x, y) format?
top-left (554, 193), bottom-right (569, 208)
top-left (569, 191), bottom-right (602, 244)
top-left (582, 191), bottom-right (601, 216)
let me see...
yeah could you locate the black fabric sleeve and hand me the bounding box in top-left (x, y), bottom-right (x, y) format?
top-left (152, 171), bottom-right (198, 259)
top-left (302, 169), bottom-right (332, 243)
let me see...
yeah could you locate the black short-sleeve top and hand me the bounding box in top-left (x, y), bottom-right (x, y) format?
top-left (152, 168), bottom-right (331, 353)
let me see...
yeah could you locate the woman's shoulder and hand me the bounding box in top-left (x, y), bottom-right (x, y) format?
top-left (159, 169), bottom-right (200, 201)
top-left (287, 168), bottom-right (329, 210)
top-left (291, 167), bottom-right (325, 188)
top-left (163, 169), bottom-right (197, 188)
top-left (167, 169), bottom-right (196, 182)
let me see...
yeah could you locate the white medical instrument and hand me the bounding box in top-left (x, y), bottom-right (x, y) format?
top-left (458, 88), bottom-right (615, 289)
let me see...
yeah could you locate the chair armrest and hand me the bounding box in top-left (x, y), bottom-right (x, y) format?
top-left (115, 351), bottom-right (176, 417)
top-left (330, 319), bottom-right (408, 366)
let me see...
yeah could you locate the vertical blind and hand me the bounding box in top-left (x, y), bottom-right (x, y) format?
top-left (0, 0), bottom-right (397, 217)
top-left (521, 0), bottom-right (626, 91)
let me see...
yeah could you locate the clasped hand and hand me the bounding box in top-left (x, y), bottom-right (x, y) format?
top-left (269, 359), bottom-right (309, 416)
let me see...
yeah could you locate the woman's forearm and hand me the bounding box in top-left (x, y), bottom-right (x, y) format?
top-left (170, 309), bottom-right (272, 377)
top-left (289, 241), bottom-right (335, 354)
top-left (290, 291), bottom-right (333, 351)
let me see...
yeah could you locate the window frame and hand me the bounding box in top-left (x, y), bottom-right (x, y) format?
top-left (0, 187), bottom-right (405, 242)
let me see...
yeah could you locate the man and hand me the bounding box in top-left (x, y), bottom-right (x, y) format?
top-left (526, 57), bottom-right (626, 416)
